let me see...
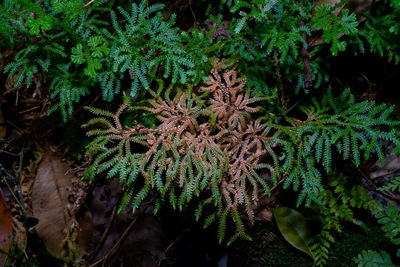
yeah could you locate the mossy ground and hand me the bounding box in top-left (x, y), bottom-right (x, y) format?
top-left (230, 221), bottom-right (393, 267)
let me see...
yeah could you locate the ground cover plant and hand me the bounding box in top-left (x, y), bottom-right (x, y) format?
top-left (1, 0), bottom-right (400, 266)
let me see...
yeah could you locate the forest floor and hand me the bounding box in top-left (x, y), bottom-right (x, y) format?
top-left (1, 1), bottom-right (400, 264)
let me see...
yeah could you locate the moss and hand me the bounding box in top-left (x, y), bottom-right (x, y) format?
top-left (326, 224), bottom-right (393, 266)
top-left (230, 222), bottom-right (393, 267)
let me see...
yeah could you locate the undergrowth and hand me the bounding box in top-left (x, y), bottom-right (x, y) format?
top-left (2, 0), bottom-right (400, 265)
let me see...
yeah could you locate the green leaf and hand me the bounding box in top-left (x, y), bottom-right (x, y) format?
top-left (273, 207), bottom-right (315, 260)
top-left (71, 44), bottom-right (85, 64)
top-left (354, 250), bottom-right (395, 267)
top-left (26, 16), bottom-right (53, 36)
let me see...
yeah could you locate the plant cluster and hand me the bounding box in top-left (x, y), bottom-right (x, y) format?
top-left (1, 0), bottom-right (207, 121)
top-left (84, 64), bottom-right (273, 243)
top-left (309, 172), bottom-right (377, 266)
top-left (84, 62), bottom-right (400, 243)
top-left (2, 0), bottom-right (400, 265)
top-left (354, 178), bottom-right (400, 266)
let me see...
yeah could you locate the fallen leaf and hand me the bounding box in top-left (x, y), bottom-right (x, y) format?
top-left (255, 208), bottom-right (273, 221)
top-left (32, 149), bottom-right (92, 259)
top-left (369, 146), bottom-right (400, 180)
top-left (273, 207), bottom-right (314, 260)
top-left (0, 190), bottom-right (13, 265)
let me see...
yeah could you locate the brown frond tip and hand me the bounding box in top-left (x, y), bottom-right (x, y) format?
top-left (202, 67), bottom-right (261, 130)
top-left (201, 66), bottom-right (246, 97)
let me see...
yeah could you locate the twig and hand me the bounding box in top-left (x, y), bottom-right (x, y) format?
top-left (0, 143), bottom-right (29, 218)
top-left (79, 0), bottom-right (96, 10)
top-left (5, 120), bottom-right (22, 133)
top-left (0, 150), bottom-right (20, 157)
top-left (273, 52), bottom-right (287, 111)
top-left (74, 94), bottom-right (100, 118)
top-left (354, 162), bottom-right (400, 201)
top-left (375, 69), bottom-right (400, 96)
top-left (188, 0), bottom-right (197, 24)
top-left (19, 105), bottom-right (40, 115)
top-left (16, 144), bottom-right (29, 218)
top-left (285, 96), bottom-right (305, 115)
top-left (164, 229), bottom-right (190, 254)
top-left (89, 205), bottom-right (148, 267)
top-left (270, 177), bottom-right (286, 192)
top-left (296, 2), bottom-right (312, 89)
top-left (299, 20), bottom-right (312, 89)
top-left (88, 200), bottom-right (119, 262)
top-left (0, 170), bottom-right (24, 216)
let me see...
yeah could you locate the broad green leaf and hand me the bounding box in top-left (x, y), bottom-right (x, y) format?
top-left (273, 207), bottom-right (314, 260)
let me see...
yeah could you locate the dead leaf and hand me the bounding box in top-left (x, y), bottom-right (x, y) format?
top-left (255, 208), bottom-right (273, 222)
top-left (32, 149), bottom-right (92, 259)
top-left (0, 190), bottom-right (13, 265)
top-left (369, 146), bottom-right (400, 180)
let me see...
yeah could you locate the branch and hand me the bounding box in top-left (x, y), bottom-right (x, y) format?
top-left (79, 0), bottom-right (96, 10)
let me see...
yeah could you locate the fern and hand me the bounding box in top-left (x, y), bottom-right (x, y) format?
top-left (354, 203), bottom-right (400, 266)
top-left (3, 0), bottom-right (400, 250)
top-left (359, 0), bottom-right (400, 63)
top-left (354, 178), bottom-right (400, 266)
top-left (375, 203), bottom-right (400, 245)
top-left (84, 62), bottom-right (400, 243)
top-left (70, 36), bottom-right (110, 78)
top-left (104, 1), bottom-right (196, 97)
top-left (312, 3), bottom-right (359, 56)
top-left (309, 171), bottom-right (376, 266)
top-left (84, 65), bottom-right (281, 242)
top-left (48, 64), bottom-right (90, 122)
top-left (0, 0), bottom-right (204, 119)
top-left (354, 250), bottom-right (396, 267)
top-left (228, 0), bottom-right (279, 34)
top-left (378, 176), bottom-right (400, 193)
top-left (277, 88), bottom-right (400, 205)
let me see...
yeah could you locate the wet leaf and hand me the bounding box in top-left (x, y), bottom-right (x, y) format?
top-left (0, 190), bottom-right (12, 265)
top-left (32, 149), bottom-right (92, 259)
top-left (273, 207), bottom-right (314, 260)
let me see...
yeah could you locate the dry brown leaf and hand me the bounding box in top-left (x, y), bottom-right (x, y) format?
top-left (0, 190), bottom-right (12, 265)
top-left (255, 208), bottom-right (273, 222)
top-left (32, 149), bottom-right (92, 259)
top-left (369, 146), bottom-right (400, 180)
